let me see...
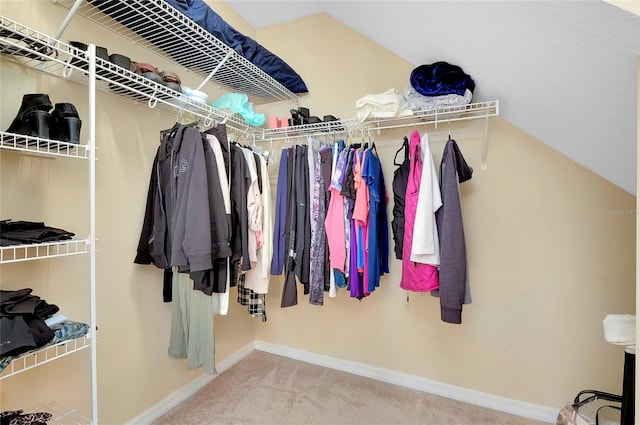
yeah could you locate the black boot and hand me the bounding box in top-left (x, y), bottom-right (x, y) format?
top-left (50, 103), bottom-right (82, 144)
top-left (6, 93), bottom-right (53, 138)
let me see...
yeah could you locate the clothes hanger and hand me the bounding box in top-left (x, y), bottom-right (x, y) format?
top-left (266, 138), bottom-right (276, 165)
top-left (367, 129), bottom-right (376, 152)
top-left (393, 136), bottom-right (409, 166)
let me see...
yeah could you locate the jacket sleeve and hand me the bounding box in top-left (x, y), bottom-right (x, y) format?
top-left (134, 147), bottom-right (159, 265)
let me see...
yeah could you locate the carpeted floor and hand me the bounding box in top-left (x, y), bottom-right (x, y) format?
top-left (153, 350), bottom-right (551, 425)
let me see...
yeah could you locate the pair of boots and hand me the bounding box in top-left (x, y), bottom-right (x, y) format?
top-left (6, 94), bottom-right (82, 143)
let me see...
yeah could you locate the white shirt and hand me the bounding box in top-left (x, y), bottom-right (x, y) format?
top-left (410, 132), bottom-right (442, 265)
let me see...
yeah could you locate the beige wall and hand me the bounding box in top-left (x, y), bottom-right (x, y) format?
top-left (253, 13), bottom-right (636, 409)
top-left (0, 2), bottom-right (636, 424)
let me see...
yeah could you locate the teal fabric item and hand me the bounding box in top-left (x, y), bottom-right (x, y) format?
top-left (211, 93), bottom-right (265, 127)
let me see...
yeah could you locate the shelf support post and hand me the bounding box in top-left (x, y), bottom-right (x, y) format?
top-left (481, 114), bottom-right (489, 170)
top-left (196, 50), bottom-right (233, 91)
top-left (88, 43), bottom-right (99, 425)
top-left (52, 0), bottom-right (84, 40)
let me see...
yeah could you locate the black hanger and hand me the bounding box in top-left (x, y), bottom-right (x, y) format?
top-left (393, 136), bottom-right (409, 166)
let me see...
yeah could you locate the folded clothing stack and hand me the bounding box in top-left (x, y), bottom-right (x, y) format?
top-left (0, 288), bottom-right (59, 358)
top-left (406, 61), bottom-right (475, 112)
top-left (0, 219), bottom-right (75, 247)
top-left (355, 88), bottom-right (414, 122)
top-left (0, 288), bottom-right (90, 372)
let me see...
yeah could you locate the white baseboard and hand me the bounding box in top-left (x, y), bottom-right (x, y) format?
top-left (254, 340), bottom-right (559, 424)
top-left (126, 341), bottom-right (255, 425)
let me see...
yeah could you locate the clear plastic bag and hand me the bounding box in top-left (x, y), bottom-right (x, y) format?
top-left (557, 390), bottom-right (621, 425)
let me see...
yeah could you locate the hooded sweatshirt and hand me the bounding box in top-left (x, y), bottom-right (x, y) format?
top-left (434, 138), bottom-right (473, 324)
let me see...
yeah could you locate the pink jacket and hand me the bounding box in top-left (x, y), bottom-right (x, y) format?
top-left (400, 131), bottom-right (439, 292)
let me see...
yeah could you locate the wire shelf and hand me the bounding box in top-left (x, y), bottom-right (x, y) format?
top-left (364, 100), bottom-right (500, 132)
top-left (0, 16), bottom-right (260, 136)
top-left (29, 401), bottom-right (92, 425)
top-left (55, 0), bottom-right (300, 104)
top-left (0, 131), bottom-right (89, 158)
top-left (0, 239), bottom-right (90, 264)
top-left (0, 334), bottom-right (92, 380)
top-left (262, 118), bottom-right (368, 141)
top-left (262, 100), bottom-right (499, 140)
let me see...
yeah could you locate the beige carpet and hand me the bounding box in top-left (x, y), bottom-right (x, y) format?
top-left (153, 350), bottom-right (551, 425)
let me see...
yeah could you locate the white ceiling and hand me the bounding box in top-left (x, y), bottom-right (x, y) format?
top-left (227, 0), bottom-right (640, 194)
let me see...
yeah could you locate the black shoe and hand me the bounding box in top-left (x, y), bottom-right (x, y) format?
top-left (69, 41), bottom-right (109, 75)
top-left (50, 103), bottom-right (82, 144)
top-left (6, 93), bottom-right (53, 138)
top-left (0, 28), bottom-right (57, 60)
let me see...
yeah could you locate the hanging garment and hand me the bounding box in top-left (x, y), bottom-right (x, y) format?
top-left (292, 145), bottom-right (311, 291)
top-left (239, 146), bottom-right (262, 268)
top-left (410, 131), bottom-right (442, 266)
top-left (168, 272), bottom-right (217, 375)
top-left (400, 131), bottom-right (439, 293)
top-left (270, 147), bottom-right (289, 275)
top-left (434, 138), bottom-right (473, 324)
top-left (362, 148), bottom-right (389, 294)
top-left (281, 147), bottom-right (298, 307)
top-left (320, 146), bottom-right (334, 292)
top-left (229, 143), bottom-right (251, 284)
top-left (202, 131), bottom-right (232, 314)
top-left (244, 154), bottom-right (273, 295)
top-left (325, 148), bottom-right (348, 274)
top-left (352, 148), bottom-right (369, 292)
top-left (189, 130), bottom-right (233, 296)
top-left (309, 146), bottom-right (331, 306)
top-left (155, 124), bottom-right (214, 274)
top-left (391, 136), bottom-right (410, 260)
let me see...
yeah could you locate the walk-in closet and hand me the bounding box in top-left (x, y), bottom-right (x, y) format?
top-left (0, 1), bottom-right (637, 424)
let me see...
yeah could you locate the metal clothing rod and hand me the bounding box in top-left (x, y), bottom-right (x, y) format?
top-left (52, 0), bottom-right (84, 39)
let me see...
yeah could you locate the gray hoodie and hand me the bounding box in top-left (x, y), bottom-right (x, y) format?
top-left (435, 138), bottom-right (473, 324)
top-left (154, 125), bottom-right (213, 273)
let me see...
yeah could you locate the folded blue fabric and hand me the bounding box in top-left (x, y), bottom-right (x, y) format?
top-left (410, 61), bottom-right (475, 97)
top-left (166, 0), bottom-right (308, 94)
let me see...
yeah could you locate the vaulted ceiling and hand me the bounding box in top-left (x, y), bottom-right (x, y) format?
top-left (227, 1), bottom-right (640, 194)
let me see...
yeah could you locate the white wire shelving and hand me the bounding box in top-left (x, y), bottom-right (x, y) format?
top-left (0, 16), bottom-right (260, 136)
top-left (0, 239), bottom-right (90, 263)
top-left (28, 401), bottom-right (91, 425)
top-left (261, 100), bottom-right (499, 169)
top-left (365, 99), bottom-right (499, 132)
top-left (0, 131), bottom-right (90, 159)
top-left (55, 0), bottom-right (300, 104)
top-left (0, 333), bottom-right (92, 380)
top-left (261, 118), bottom-right (367, 140)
